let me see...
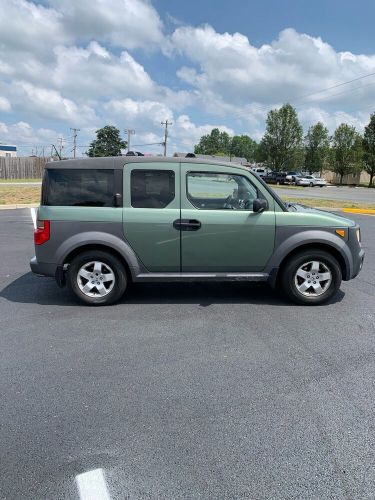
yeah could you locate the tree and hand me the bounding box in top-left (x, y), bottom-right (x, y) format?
top-left (258, 103), bottom-right (303, 171)
top-left (194, 128), bottom-right (231, 156)
top-left (304, 122), bottom-right (330, 175)
top-left (86, 125), bottom-right (127, 157)
top-left (331, 124), bottom-right (363, 184)
top-left (363, 113), bottom-right (375, 187)
top-left (230, 135), bottom-right (258, 161)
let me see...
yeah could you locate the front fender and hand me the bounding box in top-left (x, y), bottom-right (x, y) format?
top-left (264, 228), bottom-right (353, 282)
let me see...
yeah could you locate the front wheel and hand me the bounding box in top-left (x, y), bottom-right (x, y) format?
top-left (281, 250), bottom-right (342, 305)
top-left (309, 182), bottom-right (314, 187)
top-left (67, 250), bottom-right (127, 305)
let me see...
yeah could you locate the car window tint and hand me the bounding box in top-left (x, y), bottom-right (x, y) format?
top-left (187, 172), bottom-right (258, 210)
top-left (44, 169), bottom-right (115, 207)
top-left (131, 170), bottom-right (175, 208)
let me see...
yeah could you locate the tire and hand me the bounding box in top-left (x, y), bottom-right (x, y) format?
top-left (309, 182), bottom-right (314, 187)
top-left (67, 250), bottom-right (127, 306)
top-left (281, 250), bottom-right (342, 305)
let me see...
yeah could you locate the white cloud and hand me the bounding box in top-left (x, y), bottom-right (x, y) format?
top-left (104, 98), bottom-right (234, 153)
top-left (298, 107), bottom-right (368, 134)
top-left (172, 114), bottom-right (234, 151)
top-left (105, 98), bottom-right (173, 124)
top-left (0, 0), bottom-right (163, 61)
top-left (0, 96), bottom-right (11, 112)
top-left (171, 25), bottom-right (375, 114)
top-left (51, 43), bottom-right (157, 100)
top-left (0, 0), bottom-right (68, 61)
top-left (0, 120), bottom-right (58, 146)
top-left (11, 81), bottom-right (97, 125)
top-left (48, 0), bottom-right (164, 50)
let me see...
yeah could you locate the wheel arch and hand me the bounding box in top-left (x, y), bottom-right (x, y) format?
top-left (266, 231), bottom-right (353, 287)
top-left (57, 232), bottom-right (145, 281)
top-left (64, 244), bottom-right (133, 279)
top-left (277, 243), bottom-right (347, 280)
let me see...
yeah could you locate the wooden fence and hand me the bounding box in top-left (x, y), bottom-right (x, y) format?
top-left (0, 157), bottom-right (48, 179)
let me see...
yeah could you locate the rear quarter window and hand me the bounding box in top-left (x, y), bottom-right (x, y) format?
top-left (43, 169), bottom-right (115, 207)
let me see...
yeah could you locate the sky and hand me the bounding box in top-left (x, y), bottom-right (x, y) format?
top-left (0, 0), bottom-right (375, 157)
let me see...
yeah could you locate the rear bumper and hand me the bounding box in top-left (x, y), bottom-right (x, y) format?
top-left (30, 256), bottom-right (56, 277)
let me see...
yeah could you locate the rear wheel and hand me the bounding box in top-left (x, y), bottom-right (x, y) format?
top-left (67, 250), bottom-right (127, 305)
top-left (281, 250), bottom-right (342, 305)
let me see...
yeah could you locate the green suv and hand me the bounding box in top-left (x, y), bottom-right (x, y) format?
top-left (30, 157), bottom-right (364, 306)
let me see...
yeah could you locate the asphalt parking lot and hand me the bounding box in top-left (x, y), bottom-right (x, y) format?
top-left (1, 209), bottom-right (374, 499)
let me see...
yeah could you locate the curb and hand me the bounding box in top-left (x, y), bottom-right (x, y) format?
top-left (342, 208), bottom-right (375, 215)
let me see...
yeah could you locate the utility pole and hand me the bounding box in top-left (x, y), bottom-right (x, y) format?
top-left (125, 129), bottom-right (135, 153)
top-left (57, 136), bottom-right (65, 158)
top-left (161, 119), bottom-right (172, 156)
top-left (70, 128), bottom-right (80, 158)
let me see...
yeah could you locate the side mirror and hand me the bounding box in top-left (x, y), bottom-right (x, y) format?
top-left (253, 198), bottom-right (268, 213)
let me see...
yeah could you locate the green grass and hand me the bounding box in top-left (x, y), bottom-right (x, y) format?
top-left (0, 185), bottom-right (41, 204)
top-left (283, 196), bottom-right (375, 210)
top-left (0, 178), bottom-right (42, 183)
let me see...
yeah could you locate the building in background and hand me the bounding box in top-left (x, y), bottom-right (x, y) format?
top-left (0, 145), bottom-right (17, 158)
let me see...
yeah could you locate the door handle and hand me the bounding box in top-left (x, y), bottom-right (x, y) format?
top-left (173, 219), bottom-right (201, 231)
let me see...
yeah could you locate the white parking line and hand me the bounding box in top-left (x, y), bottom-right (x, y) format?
top-left (76, 468), bottom-right (111, 500)
top-left (30, 207), bottom-right (37, 229)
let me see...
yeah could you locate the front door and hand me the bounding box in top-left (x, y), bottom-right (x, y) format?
top-left (180, 164), bottom-right (275, 272)
top-left (122, 162), bottom-right (180, 272)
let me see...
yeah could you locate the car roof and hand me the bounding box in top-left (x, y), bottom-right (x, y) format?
top-left (45, 156), bottom-right (251, 173)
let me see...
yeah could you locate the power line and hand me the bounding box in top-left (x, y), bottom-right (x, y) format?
top-left (228, 71), bottom-right (375, 121)
top-left (293, 70), bottom-right (375, 102)
top-left (298, 80), bottom-right (375, 105)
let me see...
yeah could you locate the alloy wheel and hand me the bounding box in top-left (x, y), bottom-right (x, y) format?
top-left (294, 260), bottom-right (332, 297)
top-left (76, 261), bottom-right (115, 298)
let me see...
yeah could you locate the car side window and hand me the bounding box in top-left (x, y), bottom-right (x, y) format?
top-left (131, 169), bottom-right (175, 208)
top-left (187, 172), bottom-right (258, 210)
top-left (44, 169), bottom-right (115, 207)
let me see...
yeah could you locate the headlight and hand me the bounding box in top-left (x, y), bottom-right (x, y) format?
top-left (356, 228), bottom-right (361, 243)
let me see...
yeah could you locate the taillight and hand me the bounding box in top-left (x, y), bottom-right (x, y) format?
top-left (34, 220), bottom-right (50, 245)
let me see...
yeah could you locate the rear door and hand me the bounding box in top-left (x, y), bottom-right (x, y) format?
top-left (122, 162), bottom-right (180, 272)
top-left (180, 163), bottom-right (276, 272)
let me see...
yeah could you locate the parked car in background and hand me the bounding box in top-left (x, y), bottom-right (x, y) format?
top-left (251, 167), bottom-right (267, 178)
top-left (304, 175), bottom-right (327, 187)
top-left (125, 151), bottom-right (144, 156)
top-left (263, 171), bottom-right (287, 184)
top-left (286, 171), bottom-right (302, 182)
top-left (294, 175), bottom-right (311, 186)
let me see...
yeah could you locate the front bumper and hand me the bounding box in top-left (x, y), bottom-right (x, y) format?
top-left (351, 248), bottom-right (365, 279)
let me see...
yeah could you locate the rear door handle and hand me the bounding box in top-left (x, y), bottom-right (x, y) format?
top-left (173, 219), bottom-right (201, 231)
